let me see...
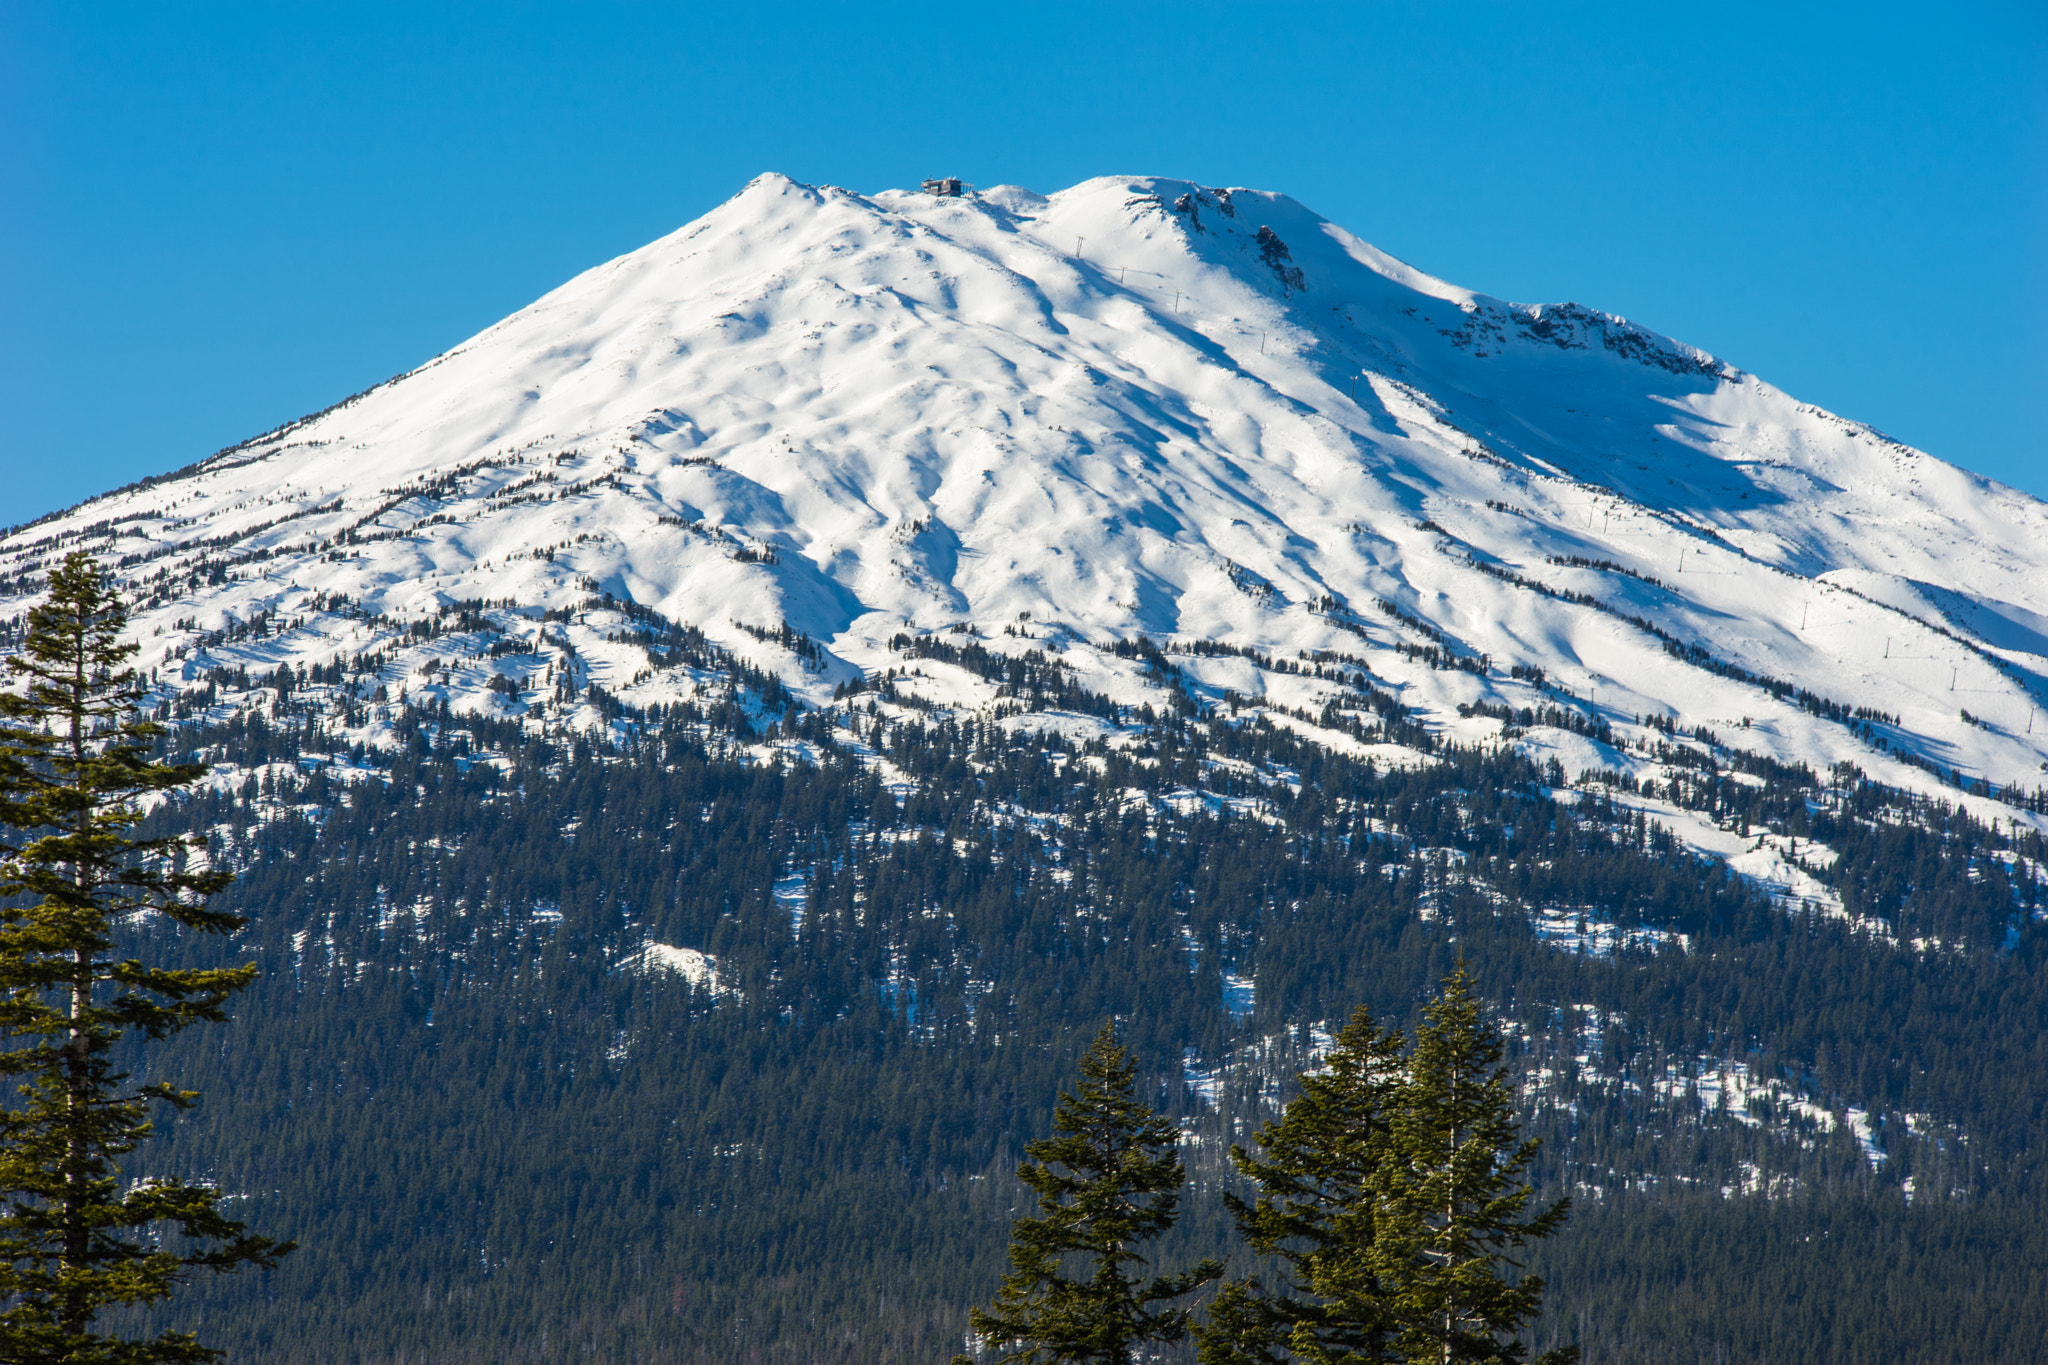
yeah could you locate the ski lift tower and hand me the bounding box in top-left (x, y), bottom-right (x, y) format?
top-left (921, 176), bottom-right (967, 198)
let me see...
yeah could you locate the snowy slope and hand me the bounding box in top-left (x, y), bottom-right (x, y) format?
top-left (4, 172), bottom-right (2045, 825)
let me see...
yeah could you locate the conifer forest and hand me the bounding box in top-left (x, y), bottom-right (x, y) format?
top-left (0, 582), bottom-right (2035, 1364)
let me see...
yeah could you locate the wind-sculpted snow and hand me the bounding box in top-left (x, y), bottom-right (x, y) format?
top-left (4, 172), bottom-right (2045, 833)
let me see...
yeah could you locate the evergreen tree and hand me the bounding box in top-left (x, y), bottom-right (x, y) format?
top-left (0, 552), bottom-right (291, 1363)
top-left (1197, 1006), bottom-right (1408, 1365)
top-left (958, 1022), bottom-right (1220, 1365)
top-left (1367, 967), bottom-right (1572, 1365)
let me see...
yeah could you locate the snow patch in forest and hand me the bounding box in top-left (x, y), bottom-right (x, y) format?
top-left (1530, 905), bottom-right (1689, 957)
top-left (1664, 1058), bottom-right (1885, 1169)
top-left (1221, 972), bottom-right (1256, 1018)
top-left (629, 942), bottom-right (729, 996)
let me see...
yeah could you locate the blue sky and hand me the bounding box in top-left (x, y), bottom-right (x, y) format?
top-left (3, 2), bottom-right (2043, 523)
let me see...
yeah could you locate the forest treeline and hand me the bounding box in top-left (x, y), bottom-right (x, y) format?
top-left (68, 657), bottom-right (2045, 1363)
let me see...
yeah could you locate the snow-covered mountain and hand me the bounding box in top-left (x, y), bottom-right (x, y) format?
top-left (6, 172), bottom-right (2046, 837)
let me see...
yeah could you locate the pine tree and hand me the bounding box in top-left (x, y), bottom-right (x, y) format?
top-left (0, 552), bottom-right (292, 1363)
top-left (1196, 1006), bottom-right (1408, 1365)
top-left (957, 1022), bottom-right (1220, 1365)
top-left (1366, 966), bottom-right (1572, 1365)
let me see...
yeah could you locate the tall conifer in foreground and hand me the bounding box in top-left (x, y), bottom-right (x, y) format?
top-left (1196, 1006), bottom-right (1408, 1365)
top-left (957, 1021), bottom-right (1221, 1365)
top-left (1200, 974), bottom-right (1572, 1365)
top-left (1368, 967), bottom-right (1573, 1365)
top-left (0, 552), bottom-right (291, 1363)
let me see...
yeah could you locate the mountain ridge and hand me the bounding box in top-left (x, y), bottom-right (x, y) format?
top-left (5, 172), bottom-right (2045, 840)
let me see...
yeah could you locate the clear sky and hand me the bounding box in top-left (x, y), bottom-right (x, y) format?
top-left (3, 2), bottom-right (2043, 524)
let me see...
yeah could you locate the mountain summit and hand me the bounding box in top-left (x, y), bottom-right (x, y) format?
top-left (5, 172), bottom-right (2045, 822)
